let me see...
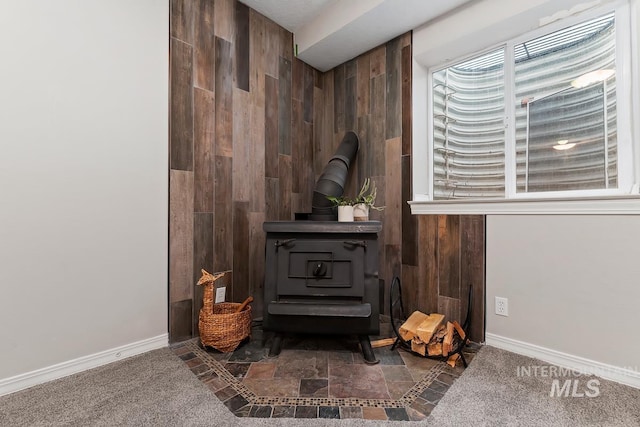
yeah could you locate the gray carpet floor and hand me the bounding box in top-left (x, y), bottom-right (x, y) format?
top-left (1, 346), bottom-right (638, 426)
top-left (429, 346), bottom-right (640, 427)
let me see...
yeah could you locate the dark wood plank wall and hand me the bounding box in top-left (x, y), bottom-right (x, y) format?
top-left (169, 0), bottom-right (485, 343)
top-left (169, 0), bottom-right (318, 341)
top-left (315, 35), bottom-right (485, 342)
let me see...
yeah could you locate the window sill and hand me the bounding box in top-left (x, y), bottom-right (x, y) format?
top-left (408, 195), bottom-right (640, 215)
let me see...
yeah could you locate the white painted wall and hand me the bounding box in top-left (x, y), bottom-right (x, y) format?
top-left (0, 0), bottom-right (168, 384)
top-left (486, 215), bottom-right (640, 368)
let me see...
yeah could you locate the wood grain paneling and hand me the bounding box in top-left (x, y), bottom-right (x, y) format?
top-left (214, 0), bottom-right (234, 42)
top-left (313, 72), bottom-right (333, 173)
top-left (400, 32), bottom-right (411, 48)
top-left (290, 192), bottom-right (303, 215)
top-left (291, 99), bottom-right (304, 193)
top-left (312, 86), bottom-right (325, 172)
top-left (193, 212), bottom-right (214, 334)
top-left (169, 4), bottom-right (487, 343)
top-left (401, 264), bottom-right (418, 316)
top-left (302, 121), bottom-right (314, 210)
top-left (384, 137), bottom-right (402, 245)
top-left (437, 296), bottom-right (461, 327)
top-left (369, 46), bottom-right (385, 78)
top-left (232, 88), bottom-right (251, 201)
top-left (370, 75), bottom-right (386, 176)
top-left (401, 45), bottom-right (412, 156)
top-left (384, 244), bottom-right (401, 316)
top-left (264, 75), bottom-right (279, 178)
top-left (249, 10), bottom-right (265, 96)
top-left (401, 154), bottom-right (417, 266)
top-left (356, 115), bottom-right (371, 184)
top-left (234, 1), bottom-right (250, 91)
top-left (418, 215), bottom-right (439, 315)
top-left (264, 18), bottom-right (280, 78)
top-left (278, 57), bottom-right (292, 155)
top-left (171, 0), bottom-right (322, 341)
top-left (214, 155), bottom-right (233, 272)
top-left (460, 216), bottom-right (485, 342)
top-left (370, 175), bottom-right (385, 221)
top-left (248, 212), bottom-right (266, 318)
top-left (333, 64), bottom-right (345, 134)
top-left (278, 154), bottom-right (292, 220)
top-left (345, 76), bottom-right (356, 131)
top-left (215, 36), bottom-right (233, 157)
top-left (232, 201), bottom-right (250, 302)
top-left (250, 104), bottom-right (266, 212)
top-left (385, 37), bottom-right (402, 140)
top-left (170, 0), bottom-right (193, 43)
top-left (265, 177), bottom-right (279, 221)
top-left (169, 170), bottom-right (194, 303)
top-left (292, 58), bottom-right (303, 101)
top-left (280, 26), bottom-right (293, 61)
top-left (411, 213), bottom-right (485, 342)
top-left (249, 11), bottom-right (266, 211)
top-left (170, 299), bottom-right (193, 343)
top-left (356, 54), bottom-right (370, 117)
top-left (194, 0), bottom-right (215, 91)
top-left (345, 59), bottom-right (357, 79)
top-left (303, 66), bottom-right (314, 122)
top-left (170, 39), bottom-right (193, 171)
top-left (438, 215), bottom-right (461, 299)
top-left (193, 88), bottom-right (215, 213)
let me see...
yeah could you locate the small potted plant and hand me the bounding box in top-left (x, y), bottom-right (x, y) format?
top-left (326, 195), bottom-right (355, 222)
top-left (353, 178), bottom-right (384, 221)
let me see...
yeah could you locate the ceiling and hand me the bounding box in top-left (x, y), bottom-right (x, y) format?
top-left (239, 0), bottom-right (474, 71)
top-left (239, 0), bottom-right (335, 33)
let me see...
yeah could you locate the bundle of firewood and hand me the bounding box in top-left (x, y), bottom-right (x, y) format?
top-left (398, 311), bottom-right (466, 367)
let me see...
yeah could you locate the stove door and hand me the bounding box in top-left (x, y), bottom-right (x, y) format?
top-left (276, 239), bottom-right (365, 298)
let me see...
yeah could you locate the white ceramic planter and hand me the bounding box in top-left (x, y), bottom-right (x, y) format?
top-left (353, 203), bottom-right (369, 221)
top-left (337, 205), bottom-right (354, 222)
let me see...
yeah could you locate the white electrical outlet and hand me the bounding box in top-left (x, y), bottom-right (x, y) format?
top-left (495, 296), bottom-right (509, 316)
top-left (215, 286), bottom-right (226, 303)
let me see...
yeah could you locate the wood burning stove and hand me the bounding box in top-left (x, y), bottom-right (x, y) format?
top-left (263, 220), bottom-right (382, 363)
top-left (262, 131), bottom-right (381, 363)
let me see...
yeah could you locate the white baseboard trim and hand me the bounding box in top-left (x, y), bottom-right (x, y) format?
top-left (0, 334), bottom-right (168, 397)
top-left (486, 333), bottom-right (640, 389)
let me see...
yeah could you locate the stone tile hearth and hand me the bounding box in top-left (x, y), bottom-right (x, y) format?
top-left (171, 324), bottom-right (479, 421)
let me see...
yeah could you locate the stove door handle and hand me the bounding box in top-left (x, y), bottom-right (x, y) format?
top-left (275, 238), bottom-right (296, 249)
top-left (344, 240), bottom-right (367, 249)
top-left (312, 262), bottom-right (327, 277)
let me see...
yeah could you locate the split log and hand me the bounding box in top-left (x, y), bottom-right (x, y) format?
top-left (447, 353), bottom-right (460, 368)
top-left (399, 311), bottom-right (430, 341)
top-left (427, 342), bottom-right (443, 356)
top-left (399, 312), bottom-right (446, 342)
top-left (416, 313), bottom-right (445, 344)
top-left (430, 324), bottom-right (447, 342)
top-left (411, 337), bottom-right (426, 356)
top-left (452, 320), bottom-right (466, 340)
top-left (442, 322), bottom-right (455, 356)
top-left (370, 338), bottom-right (396, 348)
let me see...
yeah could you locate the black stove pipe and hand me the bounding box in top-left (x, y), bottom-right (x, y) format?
top-left (310, 131), bottom-right (359, 221)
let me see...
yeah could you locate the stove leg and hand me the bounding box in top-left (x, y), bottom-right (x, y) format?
top-left (268, 333), bottom-right (283, 357)
top-left (358, 335), bottom-right (379, 365)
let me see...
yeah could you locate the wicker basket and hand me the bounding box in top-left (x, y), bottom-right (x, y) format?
top-left (198, 275), bottom-right (252, 353)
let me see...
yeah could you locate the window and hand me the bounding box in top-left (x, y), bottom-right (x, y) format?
top-left (514, 13), bottom-right (619, 195)
top-left (432, 48), bottom-right (506, 199)
top-left (416, 2), bottom-right (639, 213)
